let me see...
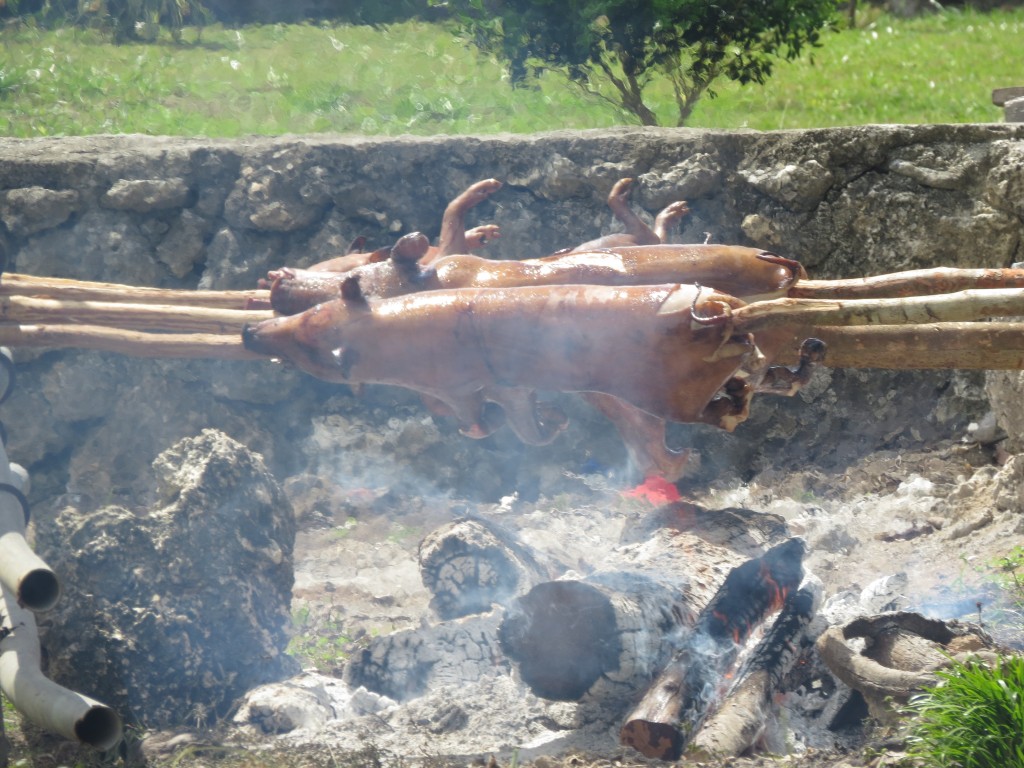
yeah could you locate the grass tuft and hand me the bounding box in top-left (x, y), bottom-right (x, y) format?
top-left (904, 655), bottom-right (1024, 768)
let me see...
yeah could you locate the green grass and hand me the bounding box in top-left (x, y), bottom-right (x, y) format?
top-left (0, 8), bottom-right (1021, 137)
top-left (904, 655), bottom-right (1024, 768)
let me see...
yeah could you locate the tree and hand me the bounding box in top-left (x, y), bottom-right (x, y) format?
top-left (437, 0), bottom-right (839, 126)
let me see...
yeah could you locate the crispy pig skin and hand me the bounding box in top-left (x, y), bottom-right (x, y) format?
top-left (243, 282), bottom-right (754, 438)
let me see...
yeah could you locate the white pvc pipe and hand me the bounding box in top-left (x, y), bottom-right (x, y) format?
top-left (0, 444), bottom-right (60, 612)
top-left (0, 585), bottom-right (122, 750)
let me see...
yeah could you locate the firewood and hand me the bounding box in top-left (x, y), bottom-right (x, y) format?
top-left (498, 574), bottom-right (690, 701)
top-left (815, 612), bottom-right (995, 721)
top-left (689, 578), bottom-right (822, 758)
top-left (417, 517), bottom-right (549, 620)
top-left (619, 537), bottom-right (806, 761)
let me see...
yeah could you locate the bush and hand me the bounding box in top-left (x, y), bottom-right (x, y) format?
top-left (905, 655), bottom-right (1024, 768)
top-left (437, 0), bottom-right (841, 126)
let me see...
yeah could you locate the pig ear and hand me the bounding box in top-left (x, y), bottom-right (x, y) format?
top-left (367, 246), bottom-right (391, 263)
top-left (346, 235), bottom-right (367, 254)
top-left (391, 231), bottom-right (430, 264)
top-left (339, 275), bottom-right (369, 306)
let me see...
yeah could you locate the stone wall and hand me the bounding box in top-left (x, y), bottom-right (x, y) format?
top-left (2, 125), bottom-right (1024, 508)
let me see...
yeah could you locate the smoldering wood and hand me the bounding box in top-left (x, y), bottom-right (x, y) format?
top-left (689, 579), bottom-right (822, 758)
top-left (417, 517), bottom-right (550, 620)
top-left (498, 573), bottom-right (692, 702)
top-left (490, 504), bottom-right (793, 705)
top-left (618, 537), bottom-right (806, 761)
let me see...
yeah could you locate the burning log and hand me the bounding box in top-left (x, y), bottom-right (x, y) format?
top-left (417, 517), bottom-right (549, 620)
top-left (498, 573), bottom-right (694, 702)
top-left (689, 577), bottom-right (823, 758)
top-left (619, 537), bottom-right (806, 761)
top-left (495, 505), bottom-right (793, 703)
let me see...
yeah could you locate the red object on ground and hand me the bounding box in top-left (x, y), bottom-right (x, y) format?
top-left (623, 475), bottom-right (681, 505)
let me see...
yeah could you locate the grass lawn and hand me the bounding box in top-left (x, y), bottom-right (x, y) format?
top-left (0, 7), bottom-right (1021, 137)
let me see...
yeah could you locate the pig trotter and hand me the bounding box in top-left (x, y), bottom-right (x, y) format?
top-left (756, 337), bottom-right (827, 397)
top-left (699, 377), bottom-right (753, 432)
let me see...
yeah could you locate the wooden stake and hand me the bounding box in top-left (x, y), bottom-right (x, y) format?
top-left (0, 324), bottom-right (263, 360)
top-left (0, 272), bottom-right (267, 309)
top-left (789, 267), bottom-right (1024, 301)
top-left (0, 296), bottom-right (272, 335)
top-left (782, 322), bottom-right (1024, 370)
top-left (727, 288), bottom-right (1024, 333)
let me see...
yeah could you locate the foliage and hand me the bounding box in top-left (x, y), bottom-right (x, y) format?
top-left (102, 0), bottom-right (212, 42)
top-left (976, 545), bottom-right (1024, 647)
top-left (990, 545), bottom-right (1024, 611)
top-left (0, 10), bottom-right (1020, 137)
top-left (287, 604), bottom-right (368, 674)
top-left (4, 0), bottom-right (211, 42)
top-left (435, 0), bottom-right (841, 126)
top-left (904, 655), bottom-right (1024, 768)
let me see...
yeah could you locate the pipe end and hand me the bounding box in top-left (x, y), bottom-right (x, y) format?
top-left (18, 568), bottom-right (60, 612)
top-left (75, 705), bottom-right (123, 751)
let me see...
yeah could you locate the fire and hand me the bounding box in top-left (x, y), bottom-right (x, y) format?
top-left (761, 562), bottom-right (790, 613)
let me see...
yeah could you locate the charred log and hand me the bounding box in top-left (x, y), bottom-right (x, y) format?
top-left (497, 574), bottom-right (687, 701)
top-left (417, 517), bottom-right (549, 620)
top-left (690, 578), bottom-right (822, 758)
top-left (619, 537), bottom-right (806, 761)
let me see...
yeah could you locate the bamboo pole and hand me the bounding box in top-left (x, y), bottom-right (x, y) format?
top-left (797, 322), bottom-right (1024, 370)
top-left (789, 267), bottom-right (1024, 301)
top-left (0, 325), bottom-right (263, 360)
top-left (726, 288), bottom-right (1024, 333)
top-left (0, 296), bottom-right (272, 335)
top-left (0, 272), bottom-right (267, 310)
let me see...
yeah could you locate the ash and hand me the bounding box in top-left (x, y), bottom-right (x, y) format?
top-left (219, 407), bottom-right (1024, 765)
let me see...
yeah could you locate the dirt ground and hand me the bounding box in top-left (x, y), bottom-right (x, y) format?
top-left (215, 435), bottom-right (1020, 768)
top-left (6, 430), bottom-right (1021, 768)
